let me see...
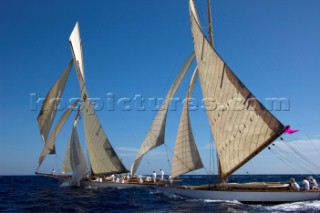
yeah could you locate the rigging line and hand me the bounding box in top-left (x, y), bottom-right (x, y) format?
top-left (270, 145), bottom-right (314, 175)
top-left (281, 138), bottom-right (320, 171)
top-left (272, 142), bottom-right (320, 174)
top-left (209, 130), bottom-right (216, 175)
top-left (271, 143), bottom-right (312, 173)
top-left (164, 144), bottom-right (172, 171)
top-left (268, 147), bottom-right (302, 175)
top-left (209, 133), bottom-right (212, 174)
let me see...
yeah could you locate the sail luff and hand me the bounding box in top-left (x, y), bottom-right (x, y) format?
top-left (69, 23), bottom-right (128, 175)
top-left (131, 52), bottom-right (195, 175)
top-left (189, 0), bottom-right (284, 182)
top-left (38, 100), bottom-right (80, 166)
top-left (37, 59), bottom-right (73, 144)
top-left (171, 67), bottom-right (204, 178)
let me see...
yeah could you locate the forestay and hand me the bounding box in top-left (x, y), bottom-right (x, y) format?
top-left (189, 0), bottom-right (284, 182)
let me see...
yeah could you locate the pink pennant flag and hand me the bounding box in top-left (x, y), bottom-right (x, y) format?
top-left (283, 126), bottom-right (299, 134)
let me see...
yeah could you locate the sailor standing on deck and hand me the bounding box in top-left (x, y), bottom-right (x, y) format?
top-left (160, 169), bottom-right (164, 180)
top-left (152, 171), bottom-right (157, 183)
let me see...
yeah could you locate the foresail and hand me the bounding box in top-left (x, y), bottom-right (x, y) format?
top-left (38, 100), bottom-right (79, 167)
top-left (70, 23), bottom-right (128, 175)
top-left (63, 118), bottom-right (87, 184)
top-left (81, 85), bottom-right (128, 174)
top-left (37, 59), bottom-right (73, 144)
top-left (131, 53), bottom-right (195, 175)
top-left (70, 22), bottom-right (85, 80)
top-left (171, 68), bottom-right (203, 178)
top-left (189, 0), bottom-right (284, 181)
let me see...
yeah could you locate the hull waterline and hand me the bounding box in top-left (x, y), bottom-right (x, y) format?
top-left (156, 185), bottom-right (320, 204)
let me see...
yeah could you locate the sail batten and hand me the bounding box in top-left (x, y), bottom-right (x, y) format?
top-left (171, 68), bottom-right (203, 178)
top-left (37, 59), bottom-right (73, 144)
top-left (189, 0), bottom-right (284, 181)
top-left (131, 52), bottom-right (195, 175)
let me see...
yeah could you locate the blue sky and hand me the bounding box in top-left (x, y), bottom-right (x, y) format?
top-left (1, 0), bottom-right (320, 176)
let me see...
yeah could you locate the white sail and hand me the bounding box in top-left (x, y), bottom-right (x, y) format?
top-left (38, 100), bottom-right (79, 167)
top-left (70, 23), bottom-right (128, 175)
top-left (63, 118), bottom-right (87, 184)
top-left (131, 53), bottom-right (195, 175)
top-left (69, 22), bottom-right (85, 80)
top-left (171, 68), bottom-right (203, 178)
top-left (37, 60), bottom-right (73, 144)
top-left (189, 0), bottom-right (284, 182)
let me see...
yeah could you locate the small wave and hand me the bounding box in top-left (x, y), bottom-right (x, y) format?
top-left (265, 201), bottom-right (320, 212)
top-left (204, 199), bottom-right (242, 204)
top-left (59, 181), bottom-right (71, 187)
top-left (84, 185), bottom-right (98, 189)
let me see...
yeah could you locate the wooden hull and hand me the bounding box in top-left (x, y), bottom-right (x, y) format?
top-left (156, 185), bottom-right (320, 204)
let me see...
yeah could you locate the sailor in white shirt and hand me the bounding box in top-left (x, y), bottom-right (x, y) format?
top-left (308, 176), bottom-right (318, 190)
top-left (302, 177), bottom-right (310, 191)
top-left (160, 169), bottom-right (164, 180)
top-left (152, 171), bottom-right (157, 183)
top-left (290, 178), bottom-right (300, 191)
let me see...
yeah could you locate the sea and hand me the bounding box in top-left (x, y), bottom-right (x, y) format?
top-left (1, 175), bottom-right (320, 212)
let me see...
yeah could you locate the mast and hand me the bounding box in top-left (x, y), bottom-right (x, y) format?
top-left (207, 0), bottom-right (214, 47)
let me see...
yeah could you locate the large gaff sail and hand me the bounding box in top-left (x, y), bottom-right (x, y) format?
top-left (131, 53), bottom-right (195, 176)
top-left (38, 100), bottom-right (79, 167)
top-left (37, 60), bottom-right (73, 144)
top-left (70, 23), bottom-right (128, 175)
top-left (171, 68), bottom-right (203, 178)
top-left (189, 0), bottom-right (284, 182)
top-left (63, 118), bottom-right (87, 185)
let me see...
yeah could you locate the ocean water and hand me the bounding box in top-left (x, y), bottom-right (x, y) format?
top-left (1, 175), bottom-right (320, 212)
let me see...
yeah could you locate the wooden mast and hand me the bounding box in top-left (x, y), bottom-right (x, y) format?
top-left (207, 0), bottom-right (214, 47)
